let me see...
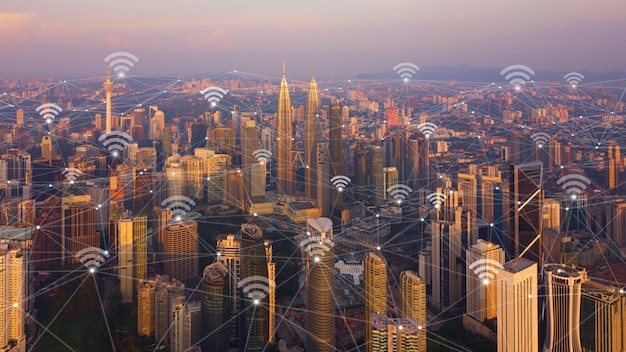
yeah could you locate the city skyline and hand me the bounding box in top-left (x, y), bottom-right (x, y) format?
top-left (2, 1), bottom-right (626, 78)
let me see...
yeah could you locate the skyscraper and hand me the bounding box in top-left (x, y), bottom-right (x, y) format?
top-left (329, 100), bottom-right (344, 211)
top-left (607, 142), bottom-right (620, 189)
top-left (509, 162), bottom-right (543, 264)
top-left (430, 220), bottom-right (463, 310)
top-left (316, 143), bottom-right (331, 216)
top-left (466, 240), bottom-right (504, 322)
top-left (0, 243), bottom-right (25, 351)
top-left (305, 73), bottom-right (321, 201)
top-left (543, 264), bottom-right (585, 352)
top-left (497, 258), bottom-right (538, 352)
top-left (61, 195), bottom-right (98, 265)
top-left (201, 261), bottom-right (231, 352)
top-left (400, 270), bottom-right (427, 351)
top-left (163, 220), bottom-right (199, 283)
top-left (103, 69), bottom-right (114, 133)
top-left (118, 211), bottom-right (148, 303)
top-left (580, 279), bottom-right (626, 352)
top-left (365, 251), bottom-right (387, 352)
top-left (304, 217), bottom-right (335, 352)
top-left (137, 279), bottom-right (156, 337)
top-left (276, 64), bottom-right (293, 196)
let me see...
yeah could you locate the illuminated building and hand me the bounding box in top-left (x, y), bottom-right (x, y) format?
top-left (400, 270), bottom-right (427, 351)
top-left (163, 220), bottom-right (198, 283)
top-left (580, 280), bottom-right (626, 352)
top-left (365, 251), bottom-right (387, 352)
top-left (118, 211), bottom-right (148, 303)
top-left (276, 64), bottom-right (293, 196)
top-left (305, 73), bottom-right (321, 201)
top-left (304, 217), bottom-right (335, 352)
top-left (497, 258), bottom-right (538, 352)
top-left (61, 195), bottom-right (98, 266)
top-left (329, 101), bottom-right (344, 211)
top-left (543, 264), bottom-right (585, 352)
top-left (0, 243), bottom-right (25, 351)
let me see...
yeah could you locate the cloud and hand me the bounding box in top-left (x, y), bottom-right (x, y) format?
top-left (0, 12), bottom-right (34, 30)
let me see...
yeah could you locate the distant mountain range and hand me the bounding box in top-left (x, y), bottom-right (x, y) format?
top-left (355, 66), bottom-right (626, 84)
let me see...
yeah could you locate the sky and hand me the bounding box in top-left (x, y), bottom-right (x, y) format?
top-left (1, 0), bottom-right (626, 79)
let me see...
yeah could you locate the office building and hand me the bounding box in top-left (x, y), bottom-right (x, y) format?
top-left (276, 64), bottom-right (293, 196)
top-left (329, 101), bottom-right (344, 211)
top-left (304, 217), bottom-right (335, 352)
top-left (509, 162), bottom-right (543, 264)
top-left (0, 243), bottom-right (25, 351)
top-left (400, 270), bottom-right (427, 351)
top-left (201, 261), bottom-right (231, 352)
top-left (580, 280), bottom-right (626, 352)
top-left (497, 258), bottom-right (538, 352)
top-left (118, 211), bottom-right (148, 303)
top-left (364, 251), bottom-right (387, 352)
top-left (163, 220), bottom-right (198, 283)
top-left (543, 263), bottom-right (585, 352)
top-left (305, 73), bottom-right (321, 201)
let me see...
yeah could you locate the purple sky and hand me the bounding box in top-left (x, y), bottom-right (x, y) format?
top-left (2, 0), bottom-right (626, 79)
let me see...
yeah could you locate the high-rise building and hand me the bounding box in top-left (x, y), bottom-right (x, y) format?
top-left (543, 263), bottom-right (585, 352)
top-left (118, 211), bottom-right (148, 303)
top-left (0, 243), bottom-right (25, 351)
top-left (458, 173), bottom-right (478, 214)
top-left (276, 64), bottom-right (293, 196)
top-left (580, 279), bottom-right (626, 352)
top-left (238, 224), bottom-right (272, 351)
top-left (183, 300), bottom-right (201, 351)
top-left (430, 220), bottom-right (463, 310)
top-left (138, 279), bottom-right (156, 337)
top-left (497, 258), bottom-right (538, 352)
top-left (400, 270), bottom-right (427, 351)
top-left (383, 167), bottom-right (399, 202)
top-left (316, 143), bottom-right (331, 216)
top-left (16, 108), bottom-right (24, 126)
top-left (201, 261), bottom-right (231, 352)
top-left (163, 220), bottom-right (199, 283)
top-left (509, 162), bottom-right (543, 264)
top-left (329, 101), bottom-right (344, 211)
top-left (607, 142), bottom-right (620, 189)
top-left (370, 314), bottom-right (421, 352)
top-left (153, 276), bottom-right (186, 347)
top-left (61, 195), bottom-right (98, 266)
top-left (370, 145), bottom-right (385, 205)
top-left (41, 135), bottom-right (56, 164)
top-left (465, 240), bottom-right (504, 322)
top-left (103, 70), bottom-right (114, 133)
top-left (305, 74), bottom-right (321, 201)
top-left (607, 198), bottom-right (626, 249)
top-left (406, 133), bottom-right (429, 191)
top-left (241, 118), bottom-right (260, 197)
top-left (304, 217), bottom-right (335, 352)
top-left (364, 251), bottom-right (387, 352)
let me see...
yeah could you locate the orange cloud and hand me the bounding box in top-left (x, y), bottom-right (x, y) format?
top-left (0, 12), bottom-right (34, 31)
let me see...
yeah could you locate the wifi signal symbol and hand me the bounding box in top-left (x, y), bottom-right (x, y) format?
top-left (557, 174), bottom-right (591, 199)
top-left (427, 192), bottom-right (447, 208)
top-left (252, 149), bottom-right (272, 164)
top-left (200, 87), bottom-right (228, 107)
top-left (564, 72), bottom-right (584, 86)
top-left (75, 246), bottom-right (110, 272)
top-left (238, 275), bottom-right (275, 304)
top-left (98, 131), bottom-right (133, 157)
top-left (393, 62), bottom-right (420, 80)
top-left (500, 64), bottom-right (535, 88)
top-left (330, 175), bottom-right (351, 192)
top-left (104, 51), bottom-right (139, 77)
top-left (300, 236), bottom-right (335, 261)
top-left (530, 132), bottom-right (551, 148)
top-left (63, 167), bottom-right (83, 184)
top-left (469, 259), bottom-right (503, 284)
top-left (36, 103), bottom-right (62, 124)
top-left (161, 195), bottom-right (197, 221)
top-left (387, 184), bottom-right (413, 204)
top-left (417, 122), bottom-right (438, 138)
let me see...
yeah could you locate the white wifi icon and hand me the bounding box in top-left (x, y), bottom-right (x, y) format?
top-left (161, 195), bottom-right (197, 221)
top-left (300, 236), bottom-right (335, 262)
top-left (252, 149), bottom-right (272, 164)
top-left (330, 175), bottom-right (351, 192)
top-left (98, 131), bottom-right (133, 157)
top-left (104, 51), bottom-right (139, 77)
top-left (387, 184), bottom-right (413, 204)
top-left (530, 132), bottom-right (551, 148)
top-left (200, 87), bottom-right (228, 107)
top-left (393, 62), bottom-right (420, 81)
top-left (500, 64), bottom-right (535, 88)
top-left (557, 174), bottom-right (591, 200)
top-left (63, 167), bottom-right (83, 184)
top-left (469, 259), bottom-right (503, 285)
top-left (238, 275), bottom-right (275, 304)
top-left (75, 247), bottom-right (110, 272)
top-left (427, 192), bottom-right (447, 208)
top-left (564, 72), bottom-right (584, 87)
top-left (36, 103), bottom-right (62, 124)
top-left (417, 122), bottom-right (438, 138)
